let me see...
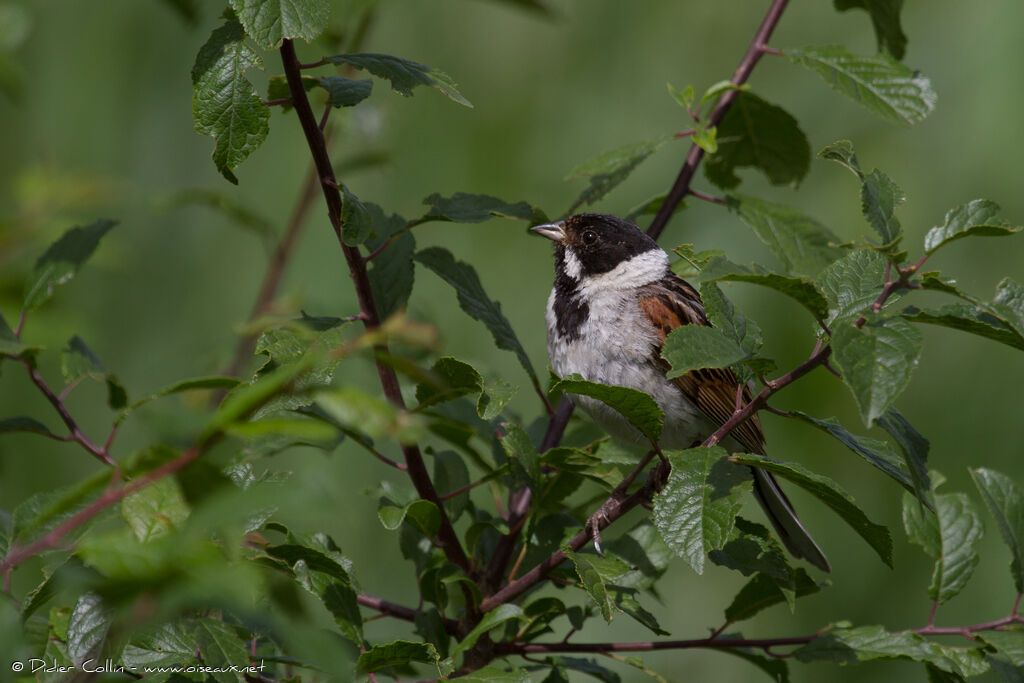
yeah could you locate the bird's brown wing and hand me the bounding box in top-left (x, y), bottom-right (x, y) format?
top-left (637, 275), bottom-right (765, 454)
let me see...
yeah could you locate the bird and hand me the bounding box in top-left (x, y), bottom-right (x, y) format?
top-left (531, 212), bottom-right (830, 572)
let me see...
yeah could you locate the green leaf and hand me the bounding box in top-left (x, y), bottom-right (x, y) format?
top-left (204, 355), bottom-right (315, 439)
top-left (194, 617), bottom-right (250, 683)
top-left (122, 477), bottom-right (190, 542)
top-left (501, 423), bottom-right (542, 492)
top-left (116, 375), bottom-right (240, 425)
top-left (729, 195), bottom-right (845, 278)
top-left (378, 499), bottom-right (442, 538)
top-left (861, 168), bottom-right (904, 245)
top-left (366, 204), bottom-right (415, 319)
top-left (0, 312), bottom-right (26, 356)
top-left (23, 219), bottom-right (117, 311)
top-left (924, 199), bottom-right (1022, 255)
top-left (724, 569), bottom-right (821, 622)
top-left (462, 666), bottom-right (533, 683)
top-left (549, 375), bottom-right (664, 442)
top-left (876, 408), bottom-right (931, 509)
top-left (228, 0), bottom-right (329, 49)
top-left (732, 454), bottom-right (893, 566)
top-left (789, 412), bottom-right (921, 498)
top-left (564, 550), bottom-right (615, 623)
top-left (652, 447), bottom-right (749, 574)
top-left (61, 335), bottom-right (128, 409)
top-left (319, 75), bottom-right (373, 107)
top-left (122, 621), bottom-right (196, 669)
top-left (661, 324), bottom-right (749, 378)
top-left (625, 193), bottom-right (684, 223)
top-left (699, 282), bottom-right (762, 358)
top-left (358, 639), bottom-right (441, 673)
top-left (0, 415), bottom-right (58, 439)
top-left (834, 0), bottom-right (907, 59)
top-left (191, 15), bottom-right (269, 183)
top-left (697, 255), bottom-right (830, 321)
top-left (832, 314), bottom-right (922, 426)
top-left (326, 53), bottom-right (472, 107)
top-left (704, 91), bottom-right (810, 189)
top-left (796, 624), bottom-right (987, 676)
top-left (341, 183), bottom-right (373, 246)
top-left (971, 468), bottom-right (1024, 592)
top-left (667, 82), bottom-right (695, 110)
top-left (417, 356), bottom-right (518, 421)
top-left (787, 45), bottom-right (936, 125)
top-left (421, 192), bottom-right (535, 223)
top-left (316, 385), bottom-right (425, 444)
top-left (818, 139), bottom-right (862, 177)
top-left (451, 604), bottom-right (523, 659)
top-left (611, 588), bottom-right (669, 636)
top-left (902, 486), bottom-right (982, 603)
top-left (979, 631), bottom-right (1024, 668)
top-left (901, 303), bottom-right (1024, 352)
top-left (66, 593), bottom-right (111, 667)
top-left (995, 278), bottom-right (1024, 335)
top-left (817, 249), bottom-right (889, 324)
top-left (719, 640), bottom-right (791, 683)
top-left (692, 124), bottom-right (718, 154)
top-left (710, 518), bottom-right (791, 579)
top-left (415, 247), bottom-right (538, 385)
top-left (434, 450), bottom-right (471, 520)
top-left (565, 134), bottom-right (673, 209)
top-left (293, 560), bottom-right (363, 645)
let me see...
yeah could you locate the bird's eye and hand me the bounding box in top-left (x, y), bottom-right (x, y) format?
top-left (582, 230), bottom-right (598, 245)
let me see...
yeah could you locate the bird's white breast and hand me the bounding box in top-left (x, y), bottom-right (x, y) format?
top-left (545, 250), bottom-right (715, 449)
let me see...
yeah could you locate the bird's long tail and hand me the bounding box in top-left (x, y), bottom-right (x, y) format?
top-left (750, 467), bottom-right (831, 572)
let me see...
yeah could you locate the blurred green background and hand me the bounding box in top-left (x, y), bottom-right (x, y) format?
top-left (2, 1), bottom-right (1024, 681)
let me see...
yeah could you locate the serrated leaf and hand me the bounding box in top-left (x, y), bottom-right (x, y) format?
top-left (902, 486), bottom-right (983, 603)
top-left (876, 408), bottom-right (931, 509)
top-left (293, 560), bottom-right (363, 645)
top-left (326, 53), bottom-right (472, 106)
top-left (340, 183), bottom-right (373, 246)
top-left (787, 45), bottom-right (936, 125)
top-left (194, 617), bottom-right (250, 683)
top-left (700, 281), bottom-right (762, 357)
top-left (724, 568), bottom-right (821, 622)
top-left (789, 411), bottom-right (922, 499)
top-left (719, 640), bottom-right (792, 683)
top-left (796, 624), bottom-right (987, 676)
top-left (452, 604), bottom-right (523, 659)
top-left (122, 477), bottom-right (190, 542)
top-left (697, 255), bottom-right (830, 321)
top-left (421, 192), bottom-right (535, 223)
top-left (861, 168), bottom-right (904, 244)
top-left (228, 0), bottom-right (329, 49)
top-left (817, 249), bottom-right (889, 324)
top-left (191, 15), bottom-right (269, 183)
top-left (501, 423), bottom-right (542, 492)
top-left (923, 199), bottom-right (1021, 255)
top-left (661, 324), bottom-right (749, 378)
top-left (550, 375), bottom-right (663, 442)
top-left (0, 311), bottom-right (26, 356)
top-left (667, 82), bottom-right (694, 110)
top-left (902, 303), bottom-right (1024, 352)
top-left (316, 385), bottom-right (425, 443)
top-left (266, 72), bottom-right (318, 113)
top-left (205, 355), bottom-right (316, 438)
top-left (729, 195), bottom-right (845, 278)
top-left (834, 0), bottom-right (907, 59)
top-left (732, 454), bottom-right (893, 566)
top-left (122, 621), bottom-right (196, 669)
top-left (462, 666), bottom-right (533, 683)
top-left (317, 75), bottom-right (372, 107)
top-left (415, 247), bottom-right (538, 384)
top-left (652, 447), bottom-right (749, 574)
top-left (67, 593), bottom-right (111, 667)
top-left (358, 639), bottom-right (440, 673)
top-left (971, 468), bottom-right (1024, 593)
top-left (710, 518), bottom-right (791, 580)
top-left (818, 139), bottom-right (862, 177)
top-left (24, 219), bottom-right (117, 311)
top-left (61, 335), bottom-right (127, 409)
top-left (832, 314), bottom-right (922, 426)
top-left (994, 278), bottom-right (1024, 335)
top-left (417, 356), bottom-right (516, 420)
top-left (565, 550), bottom-right (615, 623)
top-left (378, 499), bottom-right (441, 540)
top-left (565, 134), bottom-right (673, 209)
top-left (433, 450), bottom-right (471, 520)
top-left (704, 91), bottom-right (810, 189)
top-left (979, 631), bottom-right (1024, 668)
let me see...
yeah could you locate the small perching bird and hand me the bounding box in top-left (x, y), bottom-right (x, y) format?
top-left (532, 213), bottom-right (830, 572)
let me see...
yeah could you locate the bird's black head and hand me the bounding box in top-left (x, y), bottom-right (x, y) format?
top-left (531, 213), bottom-right (660, 279)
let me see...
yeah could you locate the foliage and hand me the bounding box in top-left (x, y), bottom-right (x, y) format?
top-left (2, 2), bottom-right (1024, 683)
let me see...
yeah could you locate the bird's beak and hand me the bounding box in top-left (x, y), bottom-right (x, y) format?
top-left (530, 222), bottom-right (567, 243)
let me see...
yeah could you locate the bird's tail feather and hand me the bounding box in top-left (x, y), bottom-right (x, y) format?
top-left (750, 467), bottom-right (831, 572)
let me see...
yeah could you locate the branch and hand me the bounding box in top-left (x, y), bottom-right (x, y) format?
top-left (479, 456), bottom-right (668, 613)
top-left (647, 0), bottom-right (790, 240)
top-left (279, 40), bottom-right (472, 577)
top-left (357, 593), bottom-right (459, 635)
top-left (8, 354), bottom-right (115, 466)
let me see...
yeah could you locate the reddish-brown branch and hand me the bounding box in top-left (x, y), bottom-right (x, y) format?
top-left (279, 40), bottom-right (471, 576)
top-left (647, 0), bottom-right (790, 240)
top-left (8, 354), bottom-right (115, 466)
top-left (357, 593), bottom-right (459, 635)
top-left (496, 634), bottom-right (817, 656)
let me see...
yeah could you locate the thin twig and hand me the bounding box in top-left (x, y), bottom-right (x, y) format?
top-left (356, 593), bottom-right (459, 635)
top-left (687, 188), bottom-right (727, 205)
top-left (647, 0), bottom-right (791, 240)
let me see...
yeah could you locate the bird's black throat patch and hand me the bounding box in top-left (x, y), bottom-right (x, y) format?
top-left (553, 256), bottom-right (588, 342)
